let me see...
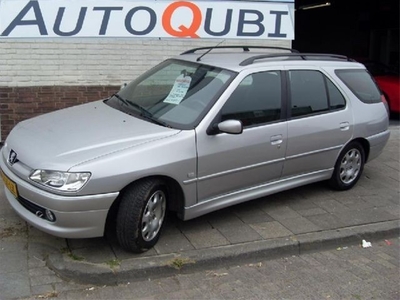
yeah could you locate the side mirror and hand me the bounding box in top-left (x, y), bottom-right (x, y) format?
top-left (216, 120), bottom-right (243, 135)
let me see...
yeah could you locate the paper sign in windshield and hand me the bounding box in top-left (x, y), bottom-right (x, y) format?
top-left (164, 75), bottom-right (192, 105)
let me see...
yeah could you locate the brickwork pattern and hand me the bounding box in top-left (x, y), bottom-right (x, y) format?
top-left (0, 39), bottom-right (290, 87)
top-left (0, 85), bottom-right (119, 141)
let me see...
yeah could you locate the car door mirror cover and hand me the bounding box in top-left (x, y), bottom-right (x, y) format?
top-left (216, 119), bottom-right (243, 135)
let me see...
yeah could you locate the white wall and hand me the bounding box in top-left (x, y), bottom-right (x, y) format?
top-left (0, 38), bottom-right (291, 87)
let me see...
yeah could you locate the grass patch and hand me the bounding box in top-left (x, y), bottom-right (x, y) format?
top-left (168, 257), bottom-right (195, 270)
top-left (60, 246), bottom-right (84, 261)
top-left (105, 259), bottom-right (121, 269)
top-left (66, 252), bottom-right (85, 261)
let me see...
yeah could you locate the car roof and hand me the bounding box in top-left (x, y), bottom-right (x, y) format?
top-left (174, 46), bottom-right (365, 72)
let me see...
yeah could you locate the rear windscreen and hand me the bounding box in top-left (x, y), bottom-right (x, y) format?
top-left (335, 69), bottom-right (381, 104)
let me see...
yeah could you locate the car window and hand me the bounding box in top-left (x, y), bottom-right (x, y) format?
top-left (289, 70), bottom-right (329, 117)
top-left (220, 71), bottom-right (282, 127)
top-left (326, 78), bottom-right (346, 110)
top-left (288, 70), bottom-right (346, 117)
top-left (335, 69), bottom-right (381, 104)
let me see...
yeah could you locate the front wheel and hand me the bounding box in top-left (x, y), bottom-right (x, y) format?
top-left (116, 179), bottom-right (167, 253)
top-left (329, 142), bottom-right (365, 191)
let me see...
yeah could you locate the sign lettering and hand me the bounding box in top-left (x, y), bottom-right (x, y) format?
top-left (0, 0), bottom-right (295, 39)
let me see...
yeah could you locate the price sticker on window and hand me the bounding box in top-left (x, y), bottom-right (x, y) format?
top-left (164, 74), bottom-right (192, 105)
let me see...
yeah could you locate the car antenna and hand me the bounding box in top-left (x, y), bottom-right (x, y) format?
top-left (196, 40), bottom-right (225, 62)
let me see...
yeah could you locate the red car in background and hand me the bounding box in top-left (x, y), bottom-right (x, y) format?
top-left (362, 61), bottom-right (400, 116)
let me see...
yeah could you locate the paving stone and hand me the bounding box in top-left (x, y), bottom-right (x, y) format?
top-left (31, 284), bottom-right (57, 297)
top-left (333, 208), bottom-right (397, 226)
top-left (67, 237), bottom-right (110, 250)
top-left (0, 239), bottom-right (27, 252)
top-left (177, 216), bottom-right (212, 234)
top-left (29, 266), bottom-right (57, 277)
top-left (72, 245), bottom-right (116, 264)
top-left (112, 242), bottom-right (158, 260)
top-left (233, 206), bottom-right (274, 224)
top-left (307, 213), bottom-right (346, 230)
top-left (28, 255), bottom-right (47, 269)
top-left (207, 210), bottom-right (243, 228)
top-left (277, 216), bottom-right (321, 234)
top-left (154, 232), bottom-right (194, 254)
top-left (0, 272), bottom-right (31, 299)
top-left (0, 249), bottom-right (28, 274)
top-left (296, 207), bottom-right (327, 217)
top-left (184, 228), bottom-right (230, 249)
top-left (362, 195), bottom-right (399, 207)
top-left (260, 205), bottom-right (302, 221)
top-left (249, 221), bottom-right (293, 239)
top-left (217, 223), bottom-right (263, 244)
top-left (30, 274), bottom-right (64, 286)
top-left (285, 197), bottom-right (320, 211)
top-left (379, 205), bottom-right (400, 218)
top-left (125, 279), bottom-right (165, 298)
top-left (312, 198), bottom-right (349, 213)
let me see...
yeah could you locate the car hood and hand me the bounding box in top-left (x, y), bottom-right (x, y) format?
top-left (5, 100), bottom-right (180, 171)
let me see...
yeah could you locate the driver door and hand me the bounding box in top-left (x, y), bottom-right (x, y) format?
top-left (196, 71), bottom-right (288, 202)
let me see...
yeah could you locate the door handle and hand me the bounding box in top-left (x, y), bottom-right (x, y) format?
top-left (340, 122), bottom-right (350, 131)
top-left (270, 134), bottom-right (283, 145)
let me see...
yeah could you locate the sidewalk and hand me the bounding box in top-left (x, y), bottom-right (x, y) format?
top-left (0, 125), bottom-right (399, 298)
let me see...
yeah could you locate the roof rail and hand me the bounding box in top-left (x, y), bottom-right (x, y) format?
top-left (181, 46), bottom-right (299, 55)
top-left (240, 53), bottom-right (356, 66)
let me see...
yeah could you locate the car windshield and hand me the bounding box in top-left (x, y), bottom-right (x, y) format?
top-left (106, 59), bottom-right (236, 129)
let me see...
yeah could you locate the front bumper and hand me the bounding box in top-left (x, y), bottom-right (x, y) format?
top-left (0, 154), bottom-right (119, 238)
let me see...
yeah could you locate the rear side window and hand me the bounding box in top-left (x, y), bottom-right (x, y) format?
top-left (335, 69), bottom-right (381, 103)
top-left (288, 70), bottom-right (346, 118)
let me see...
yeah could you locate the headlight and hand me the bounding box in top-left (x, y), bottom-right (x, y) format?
top-left (30, 170), bottom-right (91, 192)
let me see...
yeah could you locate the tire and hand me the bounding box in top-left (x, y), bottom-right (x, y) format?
top-left (116, 179), bottom-right (167, 253)
top-left (329, 142), bottom-right (365, 191)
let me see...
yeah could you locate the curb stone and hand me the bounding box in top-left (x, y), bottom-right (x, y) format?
top-left (46, 220), bottom-right (400, 285)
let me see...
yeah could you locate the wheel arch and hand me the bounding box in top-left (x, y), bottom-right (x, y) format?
top-left (105, 175), bottom-right (185, 233)
top-left (347, 137), bottom-right (370, 163)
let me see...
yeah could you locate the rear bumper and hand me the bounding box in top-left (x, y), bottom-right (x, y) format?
top-left (366, 130), bottom-right (391, 162)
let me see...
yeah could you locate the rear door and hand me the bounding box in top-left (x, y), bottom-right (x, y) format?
top-left (282, 67), bottom-right (353, 178)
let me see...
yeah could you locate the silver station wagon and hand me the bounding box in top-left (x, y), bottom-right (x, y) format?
top-left (0, 46), bottom-right (390, 252)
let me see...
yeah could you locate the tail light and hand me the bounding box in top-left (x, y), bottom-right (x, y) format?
top-left (381, 94), bottom-right (390, 116)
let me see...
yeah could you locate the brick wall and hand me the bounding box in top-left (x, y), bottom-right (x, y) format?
top-left (0, 85), bottom-right (119, 141)
top-left (0, 39), bottom-right (290, 87)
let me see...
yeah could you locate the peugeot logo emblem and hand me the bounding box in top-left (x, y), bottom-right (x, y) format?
top-left (8, 150), bottom-right (18, 166)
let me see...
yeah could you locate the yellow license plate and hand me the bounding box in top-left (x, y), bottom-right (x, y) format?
top-left (1, 169), bottom-right (19, 198)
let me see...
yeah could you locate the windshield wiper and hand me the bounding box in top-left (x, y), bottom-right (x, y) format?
top-left (111, 94), bottom-right (170, 128)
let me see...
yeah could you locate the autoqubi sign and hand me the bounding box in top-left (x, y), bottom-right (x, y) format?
top-left (0, 0), bottom-right (294, 39)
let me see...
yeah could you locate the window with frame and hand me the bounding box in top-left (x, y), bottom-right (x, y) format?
top-left (289, 70), bottom-right (346, 118)
top-left (335, 69), bottom-right (381, 104)
top-left (220, 71), bottom-right (282, 127)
